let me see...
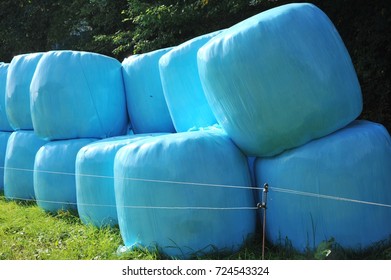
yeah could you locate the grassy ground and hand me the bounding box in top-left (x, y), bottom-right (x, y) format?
top-left (1, 193), bottom-right (391, 260)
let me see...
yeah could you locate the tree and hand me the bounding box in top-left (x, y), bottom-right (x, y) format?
top-left (0, 0), bottom-right (128, 62)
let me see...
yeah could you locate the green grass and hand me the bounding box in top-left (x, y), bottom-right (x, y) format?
top-left (1, 193), bottom-right (391, 260)
top-left (0, 194), bottom-right (156, 260)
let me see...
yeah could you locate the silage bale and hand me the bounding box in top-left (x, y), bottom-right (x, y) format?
top-left (197, 3), bottom-right (362, 157)
top-left (0, 63), bottom-right (13, 131)
top-left (30, 50), bottom-right (128, 140)
top-left (4, 130), bottom-right (48, 200)
top-left (255, 120), bottom-right (391, 251)
top-left (5, 53), bottom-right (44, 130)
top-left (122, 48), bottom-right (175, 134)
top-left (34, 138), bottom-right (96, 213)
top-left (114, 130), bottom-right (256, 258)
top-left (76, 134), bottom-right (166, 227)
top-left (159, 31), bottom-right (222, 132)
top-left (0, 131), bottom-right (12, 191)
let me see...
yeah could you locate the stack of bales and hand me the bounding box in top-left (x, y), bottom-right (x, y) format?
top-left (112, 31), bottom-right (257, 259)
top-left (3, 53), bottom-right (48, 200)
top-left (3, 2), bottom-right (388, 258)
top-left (0, 63), bottom-right (13, 192)
top-left (30, 50), bottom-right (128, 213)
top-left (75, 48), bottom-right (174, 228)
top-left (197, 3), bottom-right (391, 251)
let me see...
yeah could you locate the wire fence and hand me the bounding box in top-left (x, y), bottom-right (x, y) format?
top-left (2, 166), bottom-right (391, 210)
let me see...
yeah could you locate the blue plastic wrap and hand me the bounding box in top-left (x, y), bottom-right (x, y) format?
top-left (0, 63), bottom-right (13, 131)
top-left (255, 120), bottom-right (391, 251)
top-left (6, 53), bottom-right (44, 130)
top-left (4, 130), bottom-right (48, 200)
top-left (122, 48), bottom-right (175, 134)
top-left (197, 3), bottom-right (362, 157)
top-left (30, 50), bottom-right (128, 140)
top-left (76, 134), bottom-right (166, 227)
top-left (159, 31), bottom-right (222, 132)
top-left (114, 130), bottom-right (256, 258)
top-left (0, 131), bottom-right (11, 191)
top-left (34, 139), bottom-right (96, 212)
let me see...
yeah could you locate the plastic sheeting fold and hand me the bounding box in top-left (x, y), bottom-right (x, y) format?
top-left (0, 63), bottom-right (13, 131)
top-left (0, 131), bottom-right (11, 191)
top-left (255, 120), bottom-right (391, 251)
top-left (6, 53), bottom-right (44, 130)
top-left (30, 50), bottom-right (128, 140)
top-left (76, 134), bottom-right (166, 227)
top-left (197, 3), bottom-right (362, 157)
top-left (4, 130), bottom-right (48, 200)
top-left (114, 130), bottom-right (256, 258)
top-left (122, 48), bottom-right (175, 134)
top-left (159, 31), bottom-right (222, 132)
top-left (34, 139), bottom-right (97, 212)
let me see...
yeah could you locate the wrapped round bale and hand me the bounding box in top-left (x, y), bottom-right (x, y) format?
top-left (159, 31), bottom-right (222, 132)
top-left (30, 50), bottom-right (128, 140)
top-left (34, 138), bottom-right (96, 213)
top-left (6, 53), bottom-right (44, 130)
top-left (4, 130), bottom-right (48, 200)
top-left (122, 48), bottom-right (175, 134)
top-left (255, 120), bottom-right (391, 251)
top-left (197, 3), bottom-right (362, 157)
top-left (76, 134), bottom-right (166, 227)
top-left (0, 63), bottom-right (13, 131)
top-left (0, 131), bottom-right (12, 191)
top-left (114, 130), bottom-right (256, 258)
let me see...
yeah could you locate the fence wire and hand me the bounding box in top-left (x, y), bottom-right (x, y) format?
top-left (2, 166), bottom-right (391, 210)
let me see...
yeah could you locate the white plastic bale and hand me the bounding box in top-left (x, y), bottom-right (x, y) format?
top-left (159, 30), bottom-right (223, 132)
top-left (6, 53), bottom-right (44, 130)
top-left (4, 130), bottom-right (48, 200)
top-left (30, 50), bottom-right (128, 140)
top-left (0, 63), bottom-right (13, 131)
top-left (197, 3), bottom-right (362, 157)
top-left (114, 129), bottom-right (256, 258)
top-left (34, 138), bottom-right (97, 213)
top-left (76, 133), bottom-right (166, 227)
top-left (122, 48), bottom-right (175, 134)
top-left (0, 131), bottom-right (12, 191)
top-left (255, 120), bottom-right (391, 251)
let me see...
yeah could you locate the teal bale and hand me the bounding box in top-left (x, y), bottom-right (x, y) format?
top-left (0, 131), bottom-right (12, 191)
top-left (114, 130), bottom-right (256, 258)
top-left (76, 134), bottom-right (165, 227)
top-left (4, 130), bottom-right (48, 200)
top-left (34, 138), bottom-right (97, 213)
top-left (6, 53), bottom-right (44, 130)
top-left (255, 120), bottom-right (391, 251)
top-left (0, 63), bottom-right (13, 131)
top-left (198, 3), bottom-right (362, 157)
top-left (30, 51), bottom-right (128, 140)
top-left (159, 31), bottom-right (222, 132)
top-left (122, 48), bottom-right (175, 134)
